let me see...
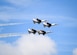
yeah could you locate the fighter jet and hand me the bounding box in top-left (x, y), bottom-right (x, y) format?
top-left (28, 29), bottom-right (37, 34)
top-left (37, 30), bottom-right (51, 35)
top-left (33, 18), bottom-right (46, 24)
top-left (43, 22), bottom-right (57, 28)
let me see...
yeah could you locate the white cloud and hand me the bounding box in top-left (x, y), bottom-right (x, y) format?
top-left (0, 34), bottom-right (57, 55)
top-left (0, 41), bottom-right (21, 55)
top-left (73, 48), bottom-right (77, 55)
top-left (0, 23), bottom-right (23, 26)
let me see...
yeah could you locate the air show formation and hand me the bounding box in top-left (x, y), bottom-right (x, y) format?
top-left (28, 18), bottom-right (57, 35)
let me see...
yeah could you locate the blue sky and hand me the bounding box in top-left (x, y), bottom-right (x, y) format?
top-left (0, 0), bottom-right (77, 55)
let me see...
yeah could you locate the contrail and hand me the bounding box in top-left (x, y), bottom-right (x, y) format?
top-left (0, 33), bottom-right (25, 37)
top-left (0, 23), bottom-right (23, 26)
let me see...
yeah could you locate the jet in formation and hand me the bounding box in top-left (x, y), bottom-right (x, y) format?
top-left (43, 22), bottom-right (57, 28)
top-left (28, 29), bottom-right (37, 34)
top-left (37, 30), bottom-right (51, 35)
top-left (33, 18), bottom-right (46, 24)
top-left (28, 29), bottom-right (51, 35)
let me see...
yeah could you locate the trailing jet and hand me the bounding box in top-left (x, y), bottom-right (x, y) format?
top-left (37, 30), bottom-right (51, 35)
top-left (28, 29), bottom-right (37, 34)
top-left (43, 22), bottom-right (57, 28)
top-left (33, 18), bottom-right (46, 24)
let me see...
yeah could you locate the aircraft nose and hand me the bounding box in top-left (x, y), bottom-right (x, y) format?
top-left (33, 18), bottom-right (36, 20)
top-left (28, 29), bottom-right (31, 31)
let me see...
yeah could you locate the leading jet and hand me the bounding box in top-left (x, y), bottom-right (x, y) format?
top-left (33, 18), bottom-right (46, 24)
top-left (28, 28), bottom-right (37, 34)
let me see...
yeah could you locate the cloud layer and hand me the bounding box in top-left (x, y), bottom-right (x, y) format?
top-left (73, 48), bottom-right (77, 55)
top-left (0, 34), bottom-right (57, 55)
